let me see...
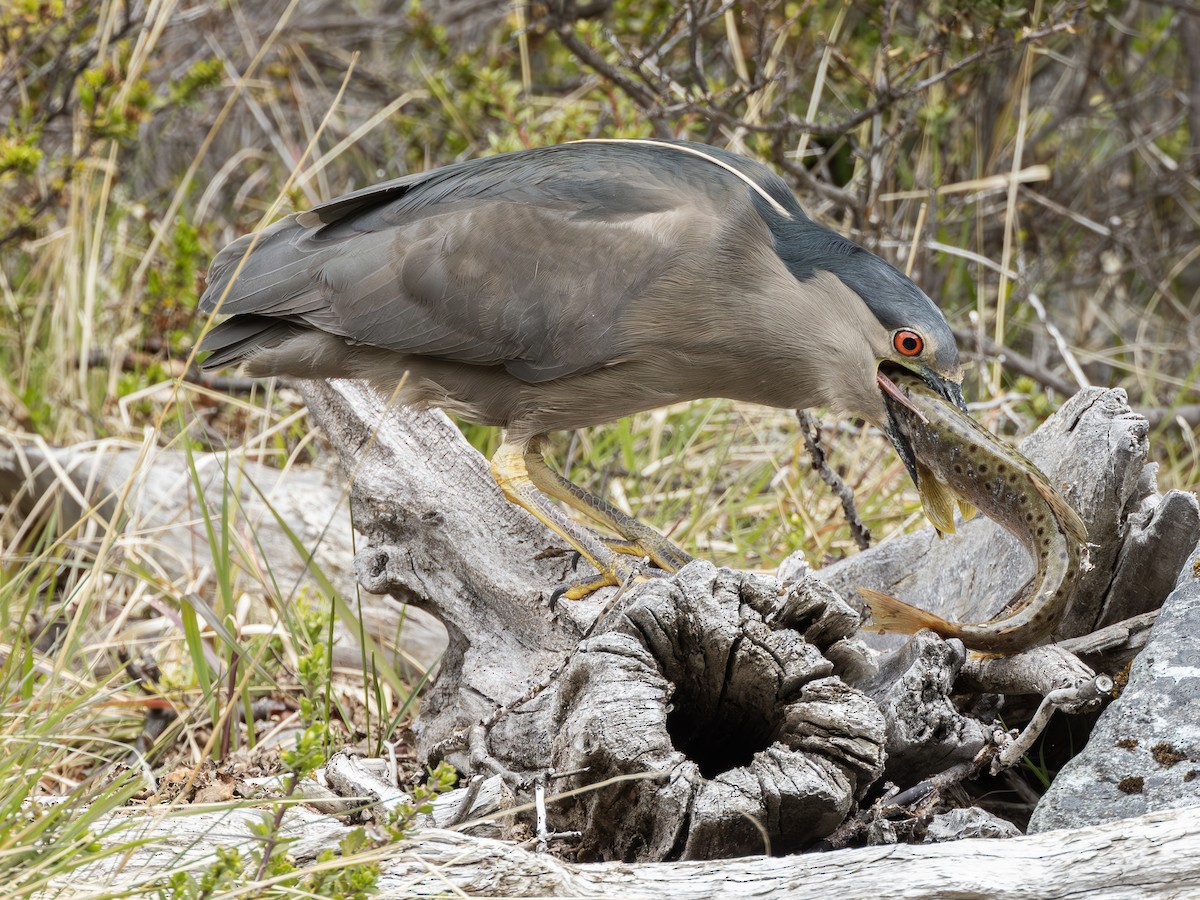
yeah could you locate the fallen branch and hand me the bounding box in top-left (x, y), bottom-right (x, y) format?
top-left (81, 802), bottom-right (1200, 899)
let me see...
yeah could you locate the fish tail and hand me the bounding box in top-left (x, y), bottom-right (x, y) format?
top-left (856, 586), bottom-right (959, 638)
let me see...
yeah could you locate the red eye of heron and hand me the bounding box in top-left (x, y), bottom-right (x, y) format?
top-left (893, 330), bottom-right (924, 357)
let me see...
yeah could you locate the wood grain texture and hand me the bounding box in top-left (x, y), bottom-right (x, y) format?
top-left (81, 803), bottom-right (1200, 899)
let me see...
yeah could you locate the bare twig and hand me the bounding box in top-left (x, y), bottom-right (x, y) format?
top-left (1056, 609), bottom-right (1160, 663)
top-left (797, 410), bottom-right (871, 550)
top-left (447, 774), bottom-right (486, 827)
top-left (959, 643), bottom-right (1098, 700)
top-left (952, 329), bottom-right (1200, 429)
top-left (992, 675), bottom-right (1114, 773)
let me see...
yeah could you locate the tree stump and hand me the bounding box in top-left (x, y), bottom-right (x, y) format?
top-left (302, 381), bottom-right (888, 859)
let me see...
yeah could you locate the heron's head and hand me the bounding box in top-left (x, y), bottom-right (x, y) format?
top-left (770, 215), bottom-right (964, 488)
top-left (842, 257), bottom-right (964, 491)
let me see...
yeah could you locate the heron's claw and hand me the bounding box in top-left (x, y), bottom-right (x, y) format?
top-left (550, 557), bottom-right (667, 606)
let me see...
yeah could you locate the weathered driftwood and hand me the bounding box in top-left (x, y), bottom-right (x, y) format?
top-left (854, 631), bottom-right (988, 780)
top-left (301, 381), bottom-right (901, 857)
top-left (0, 430), bottom-right (447, 672)
top-left (295, 379), bottom-right (1199, 859)
top-left (1056, 609), bottom-right (1159, 668)
top-left (296, 383), bottom-right (588, 758)
top-left (541, 566), bottom-right (886, 860)
top-left (958, 643), bottom-right (1099, 703)
top-left (79, 802), bottom-right (1200, 899)
top-left (18, 377), bottom-right (1196, 864)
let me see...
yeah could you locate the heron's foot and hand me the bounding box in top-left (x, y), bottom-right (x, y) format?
top-left (551, 556), bottom-right (667, 604)
top-left (490, 440), bottom-right (687, 602)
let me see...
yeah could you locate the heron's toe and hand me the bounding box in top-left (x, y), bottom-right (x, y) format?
top-left (550, 557), bottom-right (667, 604)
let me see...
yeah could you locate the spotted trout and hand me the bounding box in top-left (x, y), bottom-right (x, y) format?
top-left (859, 369), bottom-right (1088, 653)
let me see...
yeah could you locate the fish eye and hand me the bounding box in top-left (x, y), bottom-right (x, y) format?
top-left (893, 329), bottom-right (924, 357)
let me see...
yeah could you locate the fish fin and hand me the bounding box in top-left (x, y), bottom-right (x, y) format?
top-left (916, 464), bottom-right (957, 535)
top-left (1030, 476), bottom-right (1088, 545)
top-left (856, 586), bottom-right (957, 637)
top-left (958, 501), bottom-right (977, 522)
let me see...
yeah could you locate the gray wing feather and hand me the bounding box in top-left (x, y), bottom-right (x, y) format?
top-left (199, 141), bottom-right (775, 381)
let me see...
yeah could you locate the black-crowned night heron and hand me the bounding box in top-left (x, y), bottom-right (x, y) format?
top-left (198, 139), bottom-right (965, 597)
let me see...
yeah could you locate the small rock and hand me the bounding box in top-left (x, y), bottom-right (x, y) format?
top-left (866, 818), bottom-right (897, 845)
top-left (1028, 580), bottom-right (1200, 832)
top-left (923, 807), bottom-right (1021, 842)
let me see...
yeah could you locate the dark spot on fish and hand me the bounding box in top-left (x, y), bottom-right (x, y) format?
top-left (1026, 513), bottom-right (1034, 522)
top-left (997, 463), bottom-right (1007, 473)
top-left (954, 464), bottom-right (963, 474)
top-left (979, 464), bottom-right (988, 473)
top-left (1038, 527), bottom-right (1045, 536)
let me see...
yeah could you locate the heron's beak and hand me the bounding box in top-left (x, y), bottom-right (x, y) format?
top-left (882, 394), bottom-right (920, 490)
top-left (876, 363), bottom-right (966, 492)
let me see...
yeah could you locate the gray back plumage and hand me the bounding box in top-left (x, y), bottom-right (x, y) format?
top-left (199, 139), bottom-right (957, 383)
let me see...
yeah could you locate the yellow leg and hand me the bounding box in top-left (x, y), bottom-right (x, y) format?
top-left (491, 439), bottom-right (654, 600)
top-left (522, 436), bottom-right (693, 573)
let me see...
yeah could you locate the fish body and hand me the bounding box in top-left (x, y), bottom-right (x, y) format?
top-left (860, 369), bottom-right (1088, 653)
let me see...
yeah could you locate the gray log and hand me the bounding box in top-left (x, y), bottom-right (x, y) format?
top-left (79, 803), bottom-right (1200, 899)
top-left (0, 431), bottom-right (446, 672)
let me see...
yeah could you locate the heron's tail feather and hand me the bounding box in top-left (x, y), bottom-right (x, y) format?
top-left (856, 586), bottom-right (957, 638)
top-left (198, 316), bottom-right (307, 370)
